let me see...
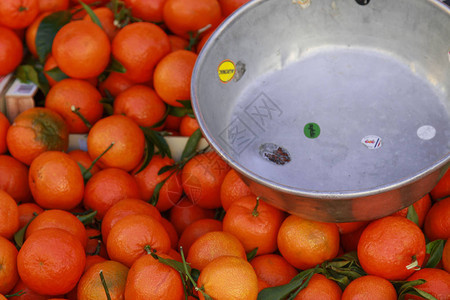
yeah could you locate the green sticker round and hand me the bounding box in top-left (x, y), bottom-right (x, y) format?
top-left (304, 123), bottom-right (320, 138)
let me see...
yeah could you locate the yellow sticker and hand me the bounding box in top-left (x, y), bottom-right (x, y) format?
top-left (217, 60), bottom-right (235, 83)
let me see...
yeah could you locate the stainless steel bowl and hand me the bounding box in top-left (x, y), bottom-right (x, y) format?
top-left (191, 0), bottom-right (450, 222)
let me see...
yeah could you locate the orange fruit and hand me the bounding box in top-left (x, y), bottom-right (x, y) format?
top-left (38, 0), bottom-right (69, 12)
top-left (0, 0), bottom-right (39, 29)
top-left (164, 115), bottom-right (182, 131)
top-left (25, 209), bottom-right (87, 249)
top-left (250, 254), bottom-right (297, 287)
top-left (186, 230), bottom-right (247, 271)
top-left (98, 71), bottom-right (134, 97)
top-left (341, 275), bottom-right (397, 300)
top-left (163, 0), bottom-right (222, 39)
top-left (405, 268), bottom-right (450, 300)
top-left (83, 167), bottom-right (141, 220)
top-left (106, 214), bottom-right (171, 268)
top-left (87, 114), bottom-right (145, 172)
top-left (123, 0), bottom-right (167, 23)
top-left (220, 168), bottom-right (252, 211)
top-left (29, 151), bottom-right (84, 210)
top-left (153, 50), bottom-right (197, 107)
top-left (132, 154), bottom-right (183, 212)
top-left (77, 260), bottom-right (129, 300)
top-left (391, 194), bottom-right (432, 228)
top-left (430, 169), bottom-right (450, 200)
top-left (8, 279), bottom-right (53, 299)
top-left (335, 221), bottom-right (369, 235)
top-left (179, 115), bottom-right (200, 137)
top-left (113, 85), bottom-right (167, 128)
top-left (223, 195), bottom-right (285, 255)
top-left (25, 12), bottom-right (51, 59)
top-left (197, 255), bottom-right (258, 300)
top-left (85, 228), bottom-right (108, 258)
top-left (294, 273), bottom-right (342, 300)
top-left (443, 238), bottom-right (450, 273)
top-left (0, 190), bottom-right (19, 240)
top-left (83, 7), bottom-right (119, 41)
top-left (45, 79), bottom-right (103, 133)
top-left (0, 155), bottom-right (32, 203)
top-left (340, 222), bottom-right (368, 253)
top-left (6, 107), bottom-right (69, 165)
top-left (112, 22), bottom-right (170, 83)
top-left (168, 34), bottom-right (189, 52)
top-left (52, 20), bottom-right (111, 79)
top-left (84, 254), bottom-right (107, 273)
top-left (218, 0), bottom-right (250, 17)
top-left (277, 215), bottom-right (340, 270)
top-left (159, 217), bottom-right (178, 249)
top-left (124, 253), bottom-right (184, 300)
top-left (168, 196), bottom-right (216, 235)
top-left (17, 203), bottom-right (43, 228)
top-left (357, 216), bottom-right (426, 281)
top-left (0, 236), bottom-right (19, 294)
top-left (0, 26), bottom-right (24, 76)
top-left (17, 228), bottom-right (86, 295)
top-left (181, 151), bottom-right (231, 209)
top-left (178, 218), bottom-right (222, 254)
top-left (423, 197), bottom-right (450, 241)
top-left (101, 198), bottom-right (162, 244)
top-left (67, 149), bottom-right (101, 176)
top-left (0, 112), bottom-right (9, 154)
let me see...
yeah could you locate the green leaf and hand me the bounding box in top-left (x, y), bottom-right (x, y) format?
top-left (15, 65), bottom-right (39, 85)
top-left (36, 10), bottom-right (72, 63)
top-left (257, 268), bottom-right (317, 300)
top-left (14, 213), bottom-right (38, 249)
top-left (78, 0), bottom-right (103, 29)
top-left (133, 137), bottom-right (155, 175)
top-left (45, 66), bottom-right (69, 82)
top-left (180, 129), bottom-right (202, 161)
top-left (75, 210), bottom-right (98, 225)
top-left (168, 101), bottom-right (194, 118)
top-left (105, 58), bottom-right (127, 73)
top-left (141, 127), bottom-right (172, 159)
top-left (406, 204), bottom-right (419, 226)
top-left (425, 239), bottom-right (445, 268)
top-left (158, 164), bottom-right (176, 176)
top-left (246, 247), bottom-right (258, 261)
top-left (395, 279), bottom-right (438, 300)
top-left (149, 178), bottom-right (167, 206)
top-left (151, 252), bottom-right (191, 275)
top-left (77, 162), bottom-right (92, 182)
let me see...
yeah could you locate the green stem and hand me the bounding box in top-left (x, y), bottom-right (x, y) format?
top-left (5, 290), bottom-right (26, 298)
top-left (179, 246), bottom-right (211, 299)
top-left (71, 105), bottom-right (92, 129)
top-left (144, 244), bottom-right (152, 255)
top-left (252, 197), bottom-right (260, 217)
top-left (83, 142), bottom-right (114, 177)
top-left (99, 271), bottom-right (112, 300)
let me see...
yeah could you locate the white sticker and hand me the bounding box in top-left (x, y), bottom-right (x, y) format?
top-left (361, 135), bottom-right (382, 149)
top-left (417, 125), bottom-right (436, 140)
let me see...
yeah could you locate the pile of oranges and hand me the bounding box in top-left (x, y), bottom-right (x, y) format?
top-left (0, 0), bottom-right (449, 299)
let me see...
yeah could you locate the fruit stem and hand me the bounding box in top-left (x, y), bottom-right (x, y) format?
top-left (99, 271), bottom-right (112, 300)
top-left (406, 255), bottom-right (421, 271)
top-left (252, 197), bottom-right (260, 217)
top-left (144, 244), bottom-right (152, 255)
top-left (18, 6), bottom-right (28, 12)
top-left (71, 105), bottom-right (92, 129)
top-left (179, 246), bottom-right (212, 299)
top-left (5, 290), bottom-right (26, 297)
top-left (83, 142), bottom-right (114, 177)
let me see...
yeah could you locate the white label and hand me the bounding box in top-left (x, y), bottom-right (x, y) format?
top-left (361, 135), bottom-right (382, 149)
top-left (417, 125), bottom-right (436, 140)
